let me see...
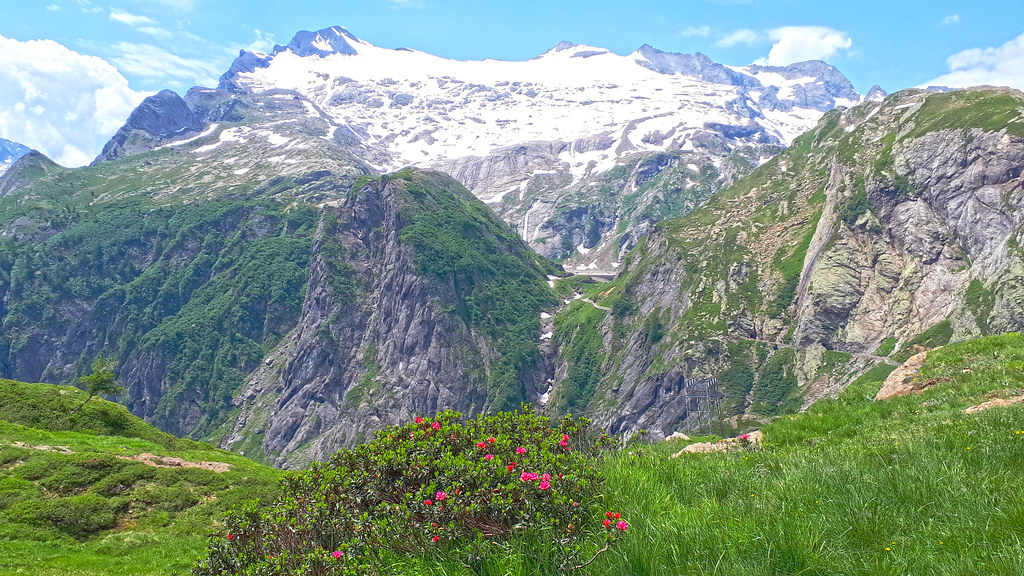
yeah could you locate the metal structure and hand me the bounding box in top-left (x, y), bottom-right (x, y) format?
top-left (680, 375), bottom-right (724, 437)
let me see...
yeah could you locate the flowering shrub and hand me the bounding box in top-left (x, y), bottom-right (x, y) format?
top-left (193, 406), bottom-right (622, 575)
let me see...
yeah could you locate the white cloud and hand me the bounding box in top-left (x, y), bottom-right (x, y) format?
top-left (136, 0), bottom-right (194, 11)
top-left (716, 29), bottom-right (759, 48)
top-left (109, 42), bottom-right (222, 86)
top-left (942, 14), bottom-right (960, 25)
top-left (754, 26), bottom-right (852, 66)
top-left (46, 4), bottom-right (62, 11)
top-left (924, 32), bottom-right (1024, 90)
top-left (245, 29), bottom-right (276, 54)
top-left (76, 0), bottom-right (102, 13)
top-left (680, 25), bottom-right (711, 38)
top-left (110, 9), bottom-right (155, 27)
top-left (0, 34), bottom-right (149, 167)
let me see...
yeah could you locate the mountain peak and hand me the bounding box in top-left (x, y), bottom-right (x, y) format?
top-left (275, 26), bottom-right (361, 58)
top-left (865, 84), bottom-right (887, 102)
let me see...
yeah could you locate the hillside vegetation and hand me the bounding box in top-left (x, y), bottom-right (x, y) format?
top-left (2, 333), bottom-right (1021, 574)
top-left (0, 380), bottom-right (282, 575)
top-left (190, 333), bottom-right (1022, 575)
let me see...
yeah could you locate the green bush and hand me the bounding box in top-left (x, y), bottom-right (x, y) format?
top-left (193, 407), bottom-right (626, 575)
top-left (5, 494), bottom-right (120, 537)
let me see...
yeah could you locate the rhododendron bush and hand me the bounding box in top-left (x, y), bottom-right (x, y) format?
top-left (193, 407), bottom-right (623, 575)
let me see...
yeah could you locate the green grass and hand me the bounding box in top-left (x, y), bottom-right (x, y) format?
top-left (379, 333), bottom-right (1024, 575)
top-left (0, 380), bottom-right (282, 576)
top-left (892, 320), bottom-right (955, 363)
top-left (5, 334), bottom-right (1024, 575)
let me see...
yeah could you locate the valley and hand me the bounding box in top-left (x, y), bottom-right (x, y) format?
top-left (0, 16), bottom-right (1022, 576)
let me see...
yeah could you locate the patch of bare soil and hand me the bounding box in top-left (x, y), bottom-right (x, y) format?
top-left (118, 452), bottom-right (232, 473)
top-left (6, 441), bottom-right (74, 453)
top-left (671, 430), bottom-right (763, 457)
top-left (965, 395), bottom-right (1024, 414)
top-left (876, 351), bottom-right (931, 400)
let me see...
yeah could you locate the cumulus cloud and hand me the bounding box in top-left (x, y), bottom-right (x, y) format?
top-left (0, 34), bottom-right (148, 167)
top-left (46, 4), bottom-right (62, 11)
top-left (109, 42), bottom-right (223, 87)
top-left (924, 32), bottom-right (1024, 90)
top-left (753, 26), bottom-right (852, 66)
top-left (679, 25), bottom-right (711, 38)
top-left (942, 14), bottom-right (960, 25)
top-left (716, 29), bottom-right (759, 48)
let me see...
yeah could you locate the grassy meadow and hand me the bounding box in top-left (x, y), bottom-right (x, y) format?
top-left (1, 333), bottom-right (1022, 574)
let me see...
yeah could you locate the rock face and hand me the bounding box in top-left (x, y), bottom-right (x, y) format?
top-left (221, 170), bottom-right (556, 466)
top-left (547, 88), bottom-right (1024, 439)
top-left (93, 90), bottom-right (204, 163)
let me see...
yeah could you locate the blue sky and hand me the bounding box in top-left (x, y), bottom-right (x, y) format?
top-left (2, 0), bottom-right (1024, 165)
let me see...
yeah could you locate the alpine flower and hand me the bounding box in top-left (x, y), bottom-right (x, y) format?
top-left (436, 491), bottom-right (447, 501)
top-left (603, 519), bottom-right (611, 528)
top-left (487, 437), bottom-right (496, 443)
top-left (476, 442), bottom-right (487, 449)
top-left (226, 534), bottom-right (234, 541)
top-left (520, 472), bottom-right (539, 482)
top-left (432, 422), bottom-right (441, 430)
top-left (415, 417), bottom-right (424, 424)
top-left (424, 499), bottom-right (432, 506)
top-left (332, 551), bottom-right (343, 559)
top-left (541, 473), bottom-right (551, 482)
top-left (432, 535), bottom-right (441, 542)
top-left (539, 480), bottom-right (551, 490)
top-left (516, 446), bottom-right (527, 454)
top-left (484, 454), bottom-right (493, 460)
top-left (617, 520), bottom-right (628, 531)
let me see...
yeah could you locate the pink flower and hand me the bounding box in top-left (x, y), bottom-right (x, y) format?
top-left (507, 464), bottom-right (515, 472)
top-left (539, 480), bottom-right (551, 490)
top-left (614, 513), bottom-right (621, 519)
top-left (432, 535), bottom-right (441, 542)
top-left (436, 490), bottom-right (447, 501)
top-left (520, 472), bottom-right (539, 482)
top-left (738, 434), bottom-right (750, 441)
top-left (541, 473), bottom-right (551, 482)
top-left (616, 520), bottom-right (628, 531)
top-left (562, 434), bottom-right (569, 441)
top-left (487, 437), bottom-right (496, 443)
top-left (432, 422), bottom-right (441, 430)
top-left (484, 454), bottom-right (493, 460)
top-left (476, 442), bottom-right (487, 449)
top-left (424, 499), bottom-right (432, 506)
top-left (516, 446), bottom-right (527, 454)
top-left (603, 519), bottom-right (611, 528)
top-left (226, 533), bottom-right (234, 541)
top-left (559, 440), bottom-right (568, 447)
top-left (415, 417), bottom-right (424, 424)
top-left (331, 551), bottom-right (343, 560)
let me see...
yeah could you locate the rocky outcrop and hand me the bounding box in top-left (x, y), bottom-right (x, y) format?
top-left (93, 90), bottom-right (204, 163)
top-left (554, 88), bottom-right (1024, 439)
top-left (221, 170), bottom-right (556, 467)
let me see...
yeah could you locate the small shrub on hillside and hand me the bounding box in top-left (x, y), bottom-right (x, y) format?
top-left (193, 407), bottom-right (625, 575)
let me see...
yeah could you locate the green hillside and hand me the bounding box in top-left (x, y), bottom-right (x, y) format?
top-left (188, 333), bottom-right (1023, 575)
top-left (2, 333), bottom-right (1022, 575)
top-left (0, 380), bottom-right (282, 576)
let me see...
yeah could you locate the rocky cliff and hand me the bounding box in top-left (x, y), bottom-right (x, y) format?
top-left (221, 170), bottom-right (556, 467)
top-left (547, 88), bottom-right (1024, 438)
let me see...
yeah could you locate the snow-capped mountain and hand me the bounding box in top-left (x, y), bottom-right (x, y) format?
top-left (0, 138), bottom-right (30, 177)
top-left (104, 25), bottom-right (878, 269)
top-left (222, 27), bottom-right (862, 172)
